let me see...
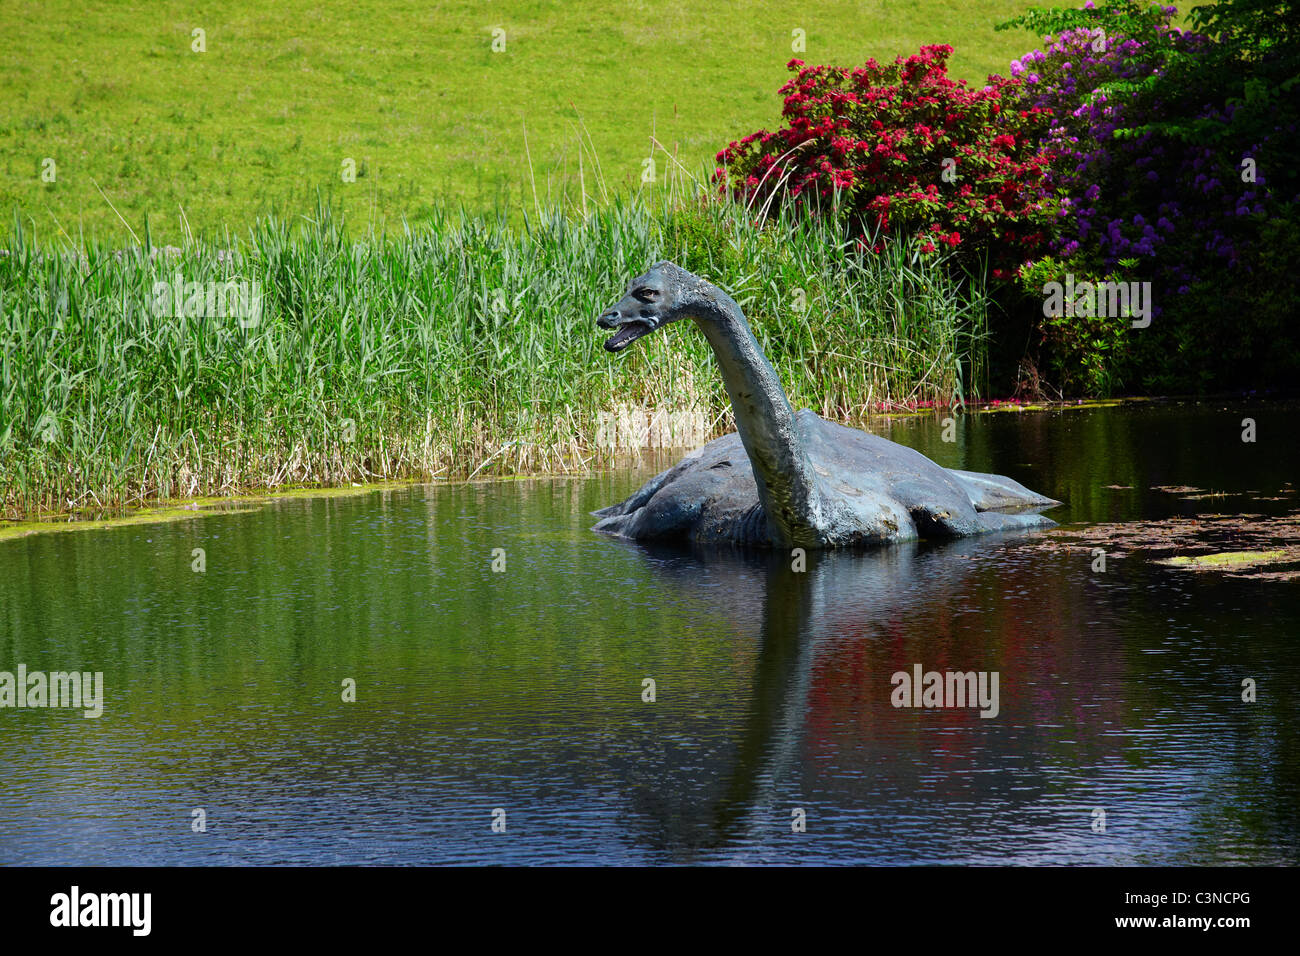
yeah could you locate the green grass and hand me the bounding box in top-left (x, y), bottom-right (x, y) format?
top-left (0, 196), bottom-right (991, 519)
top-left (0, 0), bottom-right (1062, 242)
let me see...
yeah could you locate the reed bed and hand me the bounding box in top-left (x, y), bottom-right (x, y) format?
top-left (0, 196), bottom-right (989, 519)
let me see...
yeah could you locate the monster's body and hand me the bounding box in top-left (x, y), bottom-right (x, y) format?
top-left (594, 409), bottom-right (1055, 547)
top-left (593, 262), bottom-right (1059, 549)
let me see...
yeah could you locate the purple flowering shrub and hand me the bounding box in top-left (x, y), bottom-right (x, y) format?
top-left (1003, 2), bottom-right (1299, 392)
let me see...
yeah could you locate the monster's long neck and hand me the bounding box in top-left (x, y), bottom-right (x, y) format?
top-left (692, 294), bottom-right (824, 547)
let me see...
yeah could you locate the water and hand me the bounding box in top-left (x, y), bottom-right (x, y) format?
top-left (1, 401), bottom-right (1297, 865)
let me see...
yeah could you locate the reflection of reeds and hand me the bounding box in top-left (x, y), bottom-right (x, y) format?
top-left (1, 195), bottom-right (990, 519)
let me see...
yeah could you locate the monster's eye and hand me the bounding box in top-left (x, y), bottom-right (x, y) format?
top-left (633, 287), bottom-right (659, 303)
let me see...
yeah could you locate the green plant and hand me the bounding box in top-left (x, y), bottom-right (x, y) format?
top-left (1018, 255), bottom-right (1132, 395)
top-left (0, 195), bottom-right (993, 520)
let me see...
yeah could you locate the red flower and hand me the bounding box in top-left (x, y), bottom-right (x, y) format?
top-left (714, 44), bottom-right (1057, 267)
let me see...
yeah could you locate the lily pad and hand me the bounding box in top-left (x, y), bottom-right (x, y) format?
top-left (1022, 510), bottom-right (1300, 581)
top-left (1156, 549), bottom-right (1295, 570)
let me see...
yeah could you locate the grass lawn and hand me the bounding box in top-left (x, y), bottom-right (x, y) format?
top-left (0, 0), bottom-right (1065, 243)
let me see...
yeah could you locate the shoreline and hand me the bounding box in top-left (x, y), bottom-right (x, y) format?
top-left (0, 397), bottom-right (1151, 542)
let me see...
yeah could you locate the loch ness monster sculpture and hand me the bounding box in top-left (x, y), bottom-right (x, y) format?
top-left (592, 261), bottom-right (1059, 549)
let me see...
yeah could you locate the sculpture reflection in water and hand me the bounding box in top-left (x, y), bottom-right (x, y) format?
top-left (595, 529), bottom-right (1066, 861)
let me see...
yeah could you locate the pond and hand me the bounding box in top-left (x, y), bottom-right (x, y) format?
top-left (1, 400), bottom-right (1296, 865)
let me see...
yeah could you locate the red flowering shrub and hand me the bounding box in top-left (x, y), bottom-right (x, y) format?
top-left (715, 45), bottom-right (1058, 270)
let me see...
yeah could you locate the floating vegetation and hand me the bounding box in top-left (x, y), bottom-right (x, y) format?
top-left (1156, 550), bottom-right (1297, 570)
top-left (1145, 485), bottom-right (1297, 502)
top-left (1027, 511), bottom-right (1300, 581)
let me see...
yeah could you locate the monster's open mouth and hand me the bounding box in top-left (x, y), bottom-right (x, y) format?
top-left (604, 321), bottom-right (652, 353)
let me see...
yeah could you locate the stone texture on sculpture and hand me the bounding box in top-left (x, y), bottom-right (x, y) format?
top-left (593, 261), bottom-right (1060, 549)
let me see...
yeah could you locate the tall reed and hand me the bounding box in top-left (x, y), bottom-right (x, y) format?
top-left (0, 196), bottom-right (989, 519)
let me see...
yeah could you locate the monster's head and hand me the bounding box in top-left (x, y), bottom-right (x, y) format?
top-left (596, 261), bottom-right (699, 353)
